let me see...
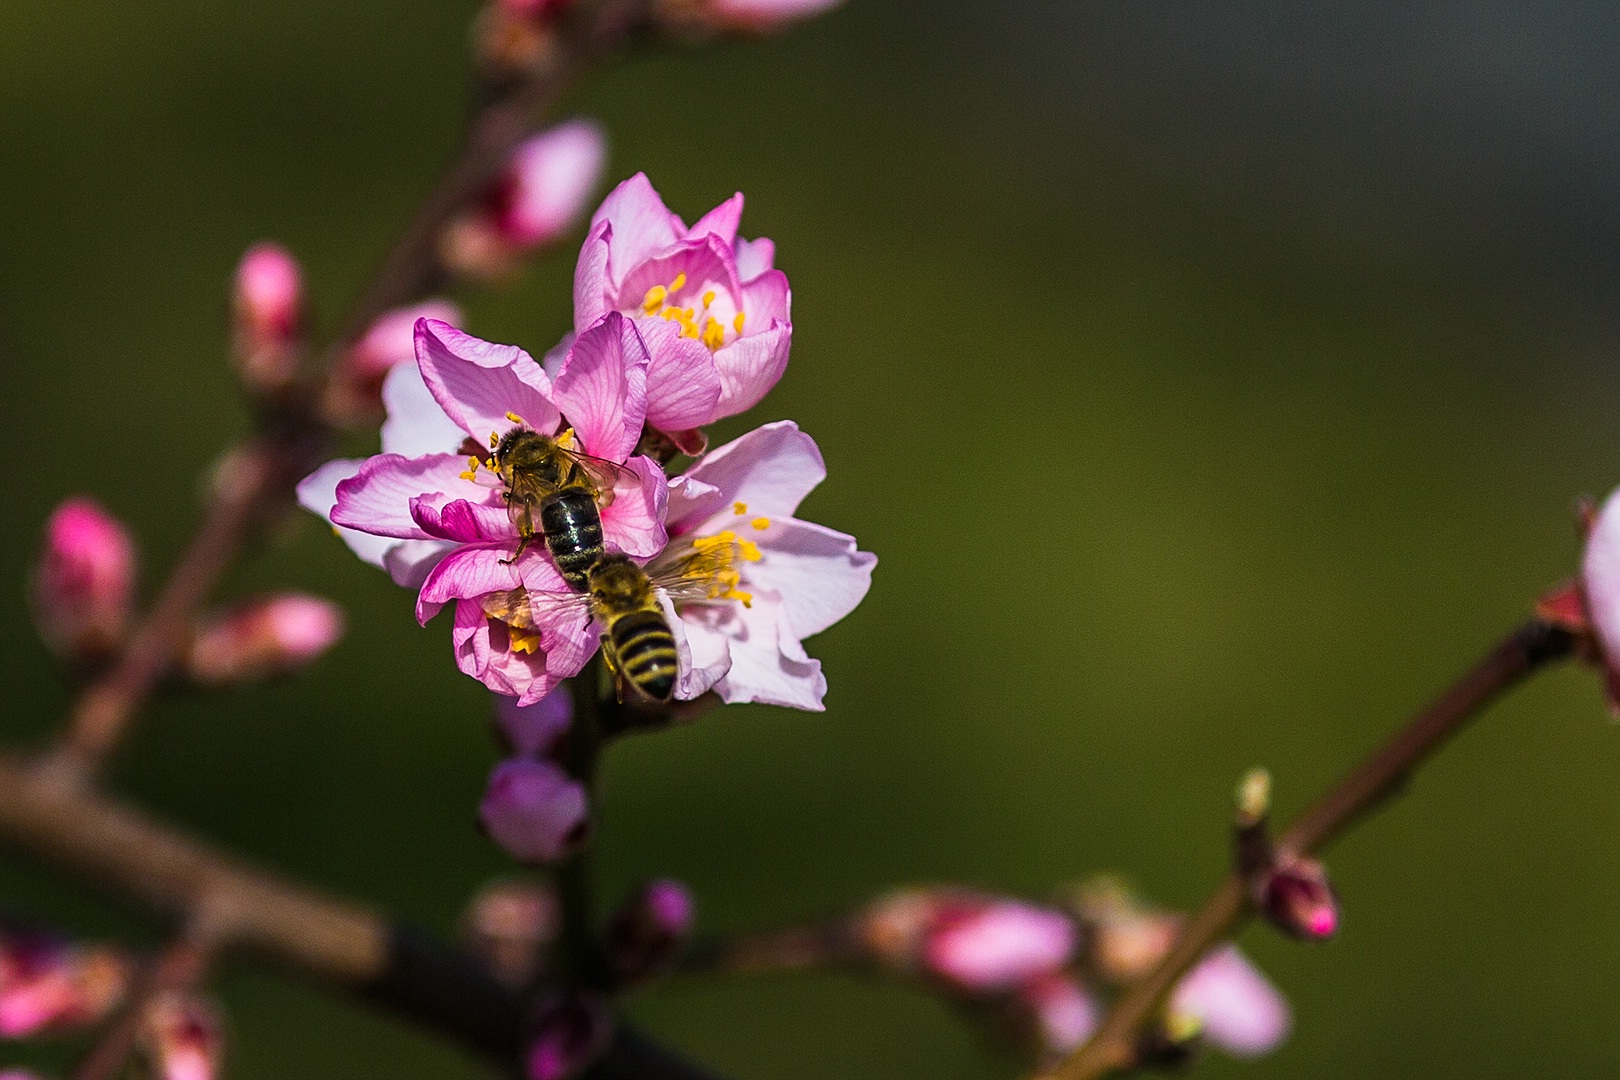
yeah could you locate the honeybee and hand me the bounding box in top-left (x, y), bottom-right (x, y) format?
top-left (479, 422), bottom-right (629, 592)
top-left (481, 553), bottom-right (679, 703)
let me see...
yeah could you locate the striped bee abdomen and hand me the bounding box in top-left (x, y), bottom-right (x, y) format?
top-left (539, 488), bottom-right (605, 591)
top-left (607, 609), bottom-right (678, 702)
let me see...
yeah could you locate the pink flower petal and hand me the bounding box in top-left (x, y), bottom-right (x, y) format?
top-left (416, 543), bottom-right (524, 624)
top-left (495, 689), bottom-right (573, 756)
top-left (415, 319), bottom-right (560, 441)
top-left (675, 421), bottom-right (826, 526)
top-left (923, 902), bottom-right (1076, 991)
top-left (752, 517), bottom-right (875, 640)
top-left (411, 497), bottom-right (520, 544)
top-left (708, 594), bottom-right (826, 710)
top-left (635, 318), bottom-right (724, 431)
top-left (733, 235), bottom-right (776, 279)
top-left (501, 119), bottom-right (608, 247)
top-left (381, 359), bottom-right (466, 458)
top-left (573, 221), bottom-right (614, 330)
top-left (382, 540), bottom-right (455, 589)
top-left (1170, 945), bottom-right (1290, 1058)
top-left (589, 173), bottom-right (684, 290)
top-left (600, 456), bottom-right (669, 559)
top-left (332, 453), bottom-right (471, 539)
top-left (711, 319), bottom-right (792, 423)
top-left (480, 757), bottom-right (590, 865)
top-left (687, 192), bottom-right (744, 245)
top-left (553, 312), bottom-right (648, 462)
top-left (664, 592), bottom-right (731, 700)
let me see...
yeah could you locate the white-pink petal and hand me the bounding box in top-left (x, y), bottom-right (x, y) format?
top-left (331, 453), bottom-right (469, 539)
top-left (414, 319), bottom-right (560, 441)
top-left (708, 595), bottom-right (826, 709)
top-left (751, 517), bottom-right (875, 640)
top-left (381, 359), bottom-right (466, 458)
top-left (1170, 945), bottom-right (1290, 1058)
top-left (676, 421), bottom-right (826, 527)
top-left (1582, 487), bottom-right (1620, 674)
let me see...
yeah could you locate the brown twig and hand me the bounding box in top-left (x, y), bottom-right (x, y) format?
top-left (0, 750), bottom-right (728, 1078)
top-left (1036, 617), bottom-right (1576, 1080)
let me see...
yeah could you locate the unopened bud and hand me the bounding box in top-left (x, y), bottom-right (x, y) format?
top-left (526, 992), bottom-right (612, 1080)
top-left (461, 877), bottom-right (560, 987)
top-left (1017, 972), bottom-right (1100, 1060)
top-left (495, 689), bottom-right (573, 758)
top-left (474, 0), bottom-right (571, 75)
top-left (653, 0), bottom-right (843, 37)
top-left (231, 242), bottom-right (304, 396)
top-left (1252, 852), bottom-right (1338, 941)
top-left (140, 993), bottom-right (224, 1080)
top-left (1134, 1010), bottom-right (1204, 1070)
top-left (1058, 878), bottom-right (1179, 986)
top-left (1579, 487), bottom-right (1620, 714)
top-left (606, 879), bottom-right (694, 987)
top-left (442, 121), bottom-right (607, 280)
top-left (31, 497), bottom-right (137, 663)
top-left (479, 758), bottom-right (590, 864)
top-left (1170, 945), bottom-right (1290, 1058)
top-left (0, 930), bottom-right (129, 1038)
top-left (328, 300), bottom-right (462, 422)
top-left (1233, 768), bottom-right (1270, 828)
top-left (184, 593), bottom-right (344, 685)
top-left (922, 899), bottom-right (1076, 992)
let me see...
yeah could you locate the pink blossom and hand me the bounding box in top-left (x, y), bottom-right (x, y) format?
top-left (445, 121), bottom-right (608, 279)
top-left (649, 421), bottom-right (874, 709)
top-left (338, 299), bottom-right (463, 399)
top-left (185, 593), bottom-right (345, 685)
top-left (139, 994), bottom-right (223, 1080)
top-left (1019, 972), bottom-right (1100, 1057)
top-left (606, 879), bottom-right (694, 985)
top-left (231, 242), bottom-right (303, 393)
top-left (1170, 944), bottom-right (1290, 1058)
top-left (495, 688), bottom-right (573, 756)
top-left (0, 931), bottom-right (128, 1038)
top-left (655, 0), bottom-right (843, 34)
top-left (571, 173), bottom-right (792, 430)
top-left (526, 993), bottom-right (611, 1080)
top-left (1582, 487), bottom-right (1620, 708)
top-left (480, 758), bottom-right (590, 864)
top-left (31, 496), bottom-right (137, 661)
top-left (922, 899), bottom-right (1077, 992)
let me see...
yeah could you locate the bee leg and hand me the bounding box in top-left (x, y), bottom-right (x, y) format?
top-left (500, 532), bottom-right (534, 567)
top-left (598, 634), bottom-right (628, 703)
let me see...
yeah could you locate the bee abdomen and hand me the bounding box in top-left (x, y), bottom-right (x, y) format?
top-left (539, 489), bottom-right (604, 592)
top-left (609, 609), bottom-right (678, 702)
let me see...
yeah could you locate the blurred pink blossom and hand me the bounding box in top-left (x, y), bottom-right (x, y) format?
top-left (923, 899), bottom-right (1076, 992)
top-left (31, 496), bottom-right (137, 662)
top-left (1170, 944), bottom-right (1291, 1058)
top-left (480, 758), bottom-right (590, 864)
top-left (140, 994), bottom-right (223, 1080)
top-left (231, 242), bottom-right (303, 393)
top-left (186, 593), bottom-right (344, 685)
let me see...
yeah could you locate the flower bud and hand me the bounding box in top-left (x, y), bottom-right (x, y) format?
top-left (184, 593), bottom-right (344, 685)
top-left (231, 242), bottom-right (304, 396)
top-left (1170, 944), bottom-right (1290, 1058)
top-left (922, 899), bottom-right (1076, 993)
top-left (605, 879), bottom-right (694, 987)
top-left (327, 300), bottom-right (462, 421)
top-left (1580, 487), bottom-right (1620, 712)
top-left (495, 689), bottom-right (573, 758)
top-left (1252, 852), bottom-right (1339, 941)
top-left (474, 0), bottom-right (572, 75)
top-left (653, 0), bottom-right (844, 36)
top-left (442, 121), bottom-right (607, 280)
top-left (461, 877), bottom-right (561, 987)
top-left (1017, 972), bottom-right (1100, 1060)
top-left (479, 758), bottom-right (590, 864)
top-left (526, 992), bottom-right (612, 1080)
top-left (1059, 878), bottom-right (1179, 986)
top-left (0, 930), bottom-right (129, 1038)
top-left (31, 497), bottom-right (137, 663)
top-left (139, 993), bottom-right (224, 1080)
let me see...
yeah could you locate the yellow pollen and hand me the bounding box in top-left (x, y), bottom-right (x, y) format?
top-left (733, 501), bottom-right (748, 515)
top-left (556, 428), bottom-right (577, 450)
top-left (669, 272), bottom-right (687, 292)
top-left (733, 311), bottom-right (746, 334)
top-left (701, 317), bottom-right (725, 350)
top-left (489, 431), bottom-right (500, 448)
top-left (661, 307), bottom-right (679, 321)
top-left (641, 284), bottom-right (668, 312)
top-left (737, 539), bottom-right (762, 562)
top-left (459, 456), bottom-right (481, 482)
top-left (751, 516), bottom-right (771, 531)
top-left (505, 411), bottom-right (525, 425)
top-left (507, 624), bottom-right (543, 654)
top-left (702, 290), bottom-right (716, 308)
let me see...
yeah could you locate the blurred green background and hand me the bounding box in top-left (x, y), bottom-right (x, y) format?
top-left (3, 1), bottom-right (1620, 1076)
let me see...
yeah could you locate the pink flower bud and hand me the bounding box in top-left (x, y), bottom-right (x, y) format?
top-left (1582, 487), bottom-right (1620, 708)
top-left (479, 759), bottom-right (590, 864)
top-left (185, 593), bottom-right (344, 685)
top-left (31, 497), bottom-right (137, 662)
top-left (606, 879), bottom-right (694, 986)
top-left (140, 993), bottom-right (224, 1080)
top-left (1170, 945), bottom-right (1290, 1058)
top-left (0, 931), bottom-right (129, 1038)
top-left (500, 0), bottom-right (571, 16)
top-left (442, 121), bottom-right (606, 279)
top-left (1018, 972), bottom-right (1100, 1059)
top-left (1252, 853), bottom-right (1338, 941)
top-left (460, 877), bottom-right (560, 987)
top-left (922, 899), bottom-right (1076, 992)
top-left (494, 689), bottom-right (573, 757)
top-left (346, 300), bottom-right (463, 388)
top-left (526, 992), bottom-right (611, 1080)
top-left (231, 242), bottom-right (304, 394)
top-left (655, 0), bottom-right (843, 35)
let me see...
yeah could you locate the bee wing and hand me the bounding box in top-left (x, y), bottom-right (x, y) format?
top-left (558, 447), bottom-right (635, 492)
top-left (481, 586), bottom-right (593, 630)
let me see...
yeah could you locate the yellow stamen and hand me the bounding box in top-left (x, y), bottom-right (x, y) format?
top-left (669, 272), bottom-right (687, 292)
top-left (641, 284), bottom-right (668, 312)
top-left (505, 411), bottom-right (525, 425)
top-left (702, 290), bottom-right (716, 308)
top-left (507, 625), bottom-right (543, 654)
top-left (556, 428), bottom-right (577, 450)
top-left (751, 516), bottom-right (771, 531)
top-left (733, 311), bottom-right (746, 334)
top-left (701, 317), bottom-right (726, 350)
top-left (737, 539), bottom-right (762, 562)
top-left (460, 456), bottom-right (481, 482)
top-left (733, 501), bottom-right (749, 515)
top-left (489, 431), bottom-right (499, 448)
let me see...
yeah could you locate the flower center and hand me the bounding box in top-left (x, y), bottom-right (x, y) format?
top-left (640, 272), bottom-right (746, 352)
top-left (662, 504), bottom-right (772, 608)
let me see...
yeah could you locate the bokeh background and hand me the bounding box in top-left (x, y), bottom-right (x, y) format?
top-left (3, 2), bottom-right (1620, 1076)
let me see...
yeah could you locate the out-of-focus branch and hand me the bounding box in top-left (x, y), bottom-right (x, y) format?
top-left (0, 751), bottom-right (729, 1079)
top-left (44, 0), bottom-right (652, 782)
top-left (1036, 617), bottom-right (1576, 1080)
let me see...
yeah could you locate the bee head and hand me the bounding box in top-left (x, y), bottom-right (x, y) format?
top-left (588, 554), bottom-right (654, 607)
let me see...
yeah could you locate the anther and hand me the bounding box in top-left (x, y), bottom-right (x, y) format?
top-left (733, 312), bottom-right (746, 334)
top-left (669, 272), bottom-right (687, 292)
top-left (733, 502), bottom-right (749, 515)
top-left (641, 285), bottom-right (668, 313)
top-left (505, 411), bottom-right (525, 425)
top-left (751, 517), bottom-right (771, 531)
top-left (702, 290), bottom-right (716, 308)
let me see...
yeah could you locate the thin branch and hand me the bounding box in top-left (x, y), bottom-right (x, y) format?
top-left (1036, 617), bottom-right (1576, 1080)
top-left (0, 751), bottom-right (728, 1079)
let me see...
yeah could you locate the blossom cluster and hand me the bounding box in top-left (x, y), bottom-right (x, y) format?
top-left (300, 173), bottom-right (875, 714)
